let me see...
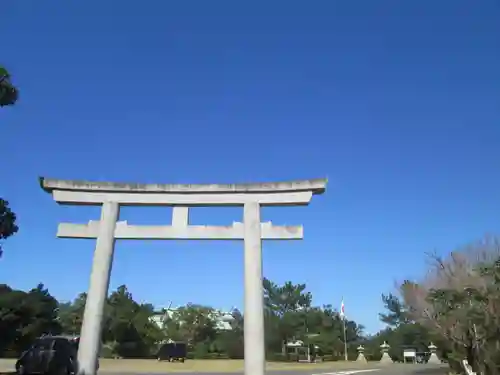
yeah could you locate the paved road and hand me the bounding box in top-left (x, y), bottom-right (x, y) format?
top-left (101, 364), bottom-right (448, 375)
top-left (0, 359), bottom-right (448, 375)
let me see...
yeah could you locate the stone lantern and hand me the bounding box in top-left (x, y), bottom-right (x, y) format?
top-left (356, 345), bottom-right (367, 363)
top-left (427, 342), bottom-right (441, 364)
top-left (379, 341), bottom-right (393, 364)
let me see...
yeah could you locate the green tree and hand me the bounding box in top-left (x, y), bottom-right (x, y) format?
top-left (213, 309), bottom-right (244, 359)
top-left (58, 293), bottom-right (87, 336)
top-left (0, 66), bottom-right (20, 257)
top-left (0, 284), bottom-right (61, 355)
top-left (365, 291), bottom-right (435, 362)
top-left (399, 237), bottom-right (500, 374)
top-left (0, 278), bottom-right (374, 362)
top-left (105, 285), bottom-right (162, 358)
top-left (0, 66), bottom-right (18, 107)
top-left (379, 293), bottom-right (409, 327)
top-left (0, 285), bottom-right (27, 354)
top-left (164, 304), bottom-right (217, 356)
top-left (302, 305), bottom-right (363, 359)
top-left (263, 278), bottom-right (312, 357)
top-left (21, 284), bottom-right (62, 340)
top-left (0, 199), bottom-right (18, 257)
top-left (301, 306), bottom-right (342, 357)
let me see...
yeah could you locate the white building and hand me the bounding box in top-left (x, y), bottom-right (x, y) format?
top-left (150, 307), bottom-right (234, 331)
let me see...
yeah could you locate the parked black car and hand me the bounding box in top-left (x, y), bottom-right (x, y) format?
top-left (15, 335), bottom-right (92, 375)
top-left (157, 342), bottom-right (187, 362)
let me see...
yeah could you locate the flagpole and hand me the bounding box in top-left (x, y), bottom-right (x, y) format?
top-left (343, 316), bottom-right (348, 361)
top-left (340, 297), bottom-right (348, 361)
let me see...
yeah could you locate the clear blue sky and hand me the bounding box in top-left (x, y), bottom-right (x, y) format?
top-left (1, 1), bottom-right (499, 334)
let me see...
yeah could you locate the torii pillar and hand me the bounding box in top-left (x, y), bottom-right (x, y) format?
top-left (40, 177), bottom-right (327, 375)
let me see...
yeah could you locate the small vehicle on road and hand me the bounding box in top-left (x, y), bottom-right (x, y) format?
top-left (15, 335), bottom-right (95, 375)
top-left (157, 342), bottom-right (187, 362)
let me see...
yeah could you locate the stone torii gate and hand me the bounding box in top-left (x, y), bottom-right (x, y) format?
top-left (40, 177), bottom-right (327, 375)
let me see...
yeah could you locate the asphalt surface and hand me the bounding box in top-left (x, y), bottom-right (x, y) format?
top-left (101, 364), bottom-right (448, 375)
top-left (0, 360), bottom-right (449, 375)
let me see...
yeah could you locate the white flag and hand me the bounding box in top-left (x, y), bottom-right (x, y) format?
top-left (340, 298), bottom-right (345, 319)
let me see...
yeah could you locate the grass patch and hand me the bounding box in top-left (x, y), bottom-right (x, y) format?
top-left (0, 358), bottom-right (378, 374)
top-left (97, 359), bottom-right (374, 373)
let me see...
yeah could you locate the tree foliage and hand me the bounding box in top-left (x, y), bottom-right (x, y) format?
top-left (1, 251), bottom-right (487, 368)
top-left (0, 277), bottom-right (367, 361)
top-left (58, 293), bottom-right (87, 336)
top-left (0, 283), bottom-right (61, 355)
top-left (102, 285), bottom-right (163, 358)
top-left (396, 237), bottom-right (500, 375)
top-left (263, 277), bottom-right (312, 356)
top-left (163, 304), bottom-right (217, 348)
top-left (367, 291), bottom-right (435, 362)
top-left (379, 293), bottom-right (409, 327)
top-left (263, 277), bottom-right (363, 360)
top-left (0, 66), bottom-right (19, 107)
top-left (213, 308), bottom-right (244, 359)
top-left (0, 65), bottom-right (20, 257)
top-left (0, 198), bottom-right (18, 257)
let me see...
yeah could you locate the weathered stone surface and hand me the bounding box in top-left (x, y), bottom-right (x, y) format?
top-left (379, 341), bottom-right (393, 364)
top-left (40, 177), bottom-right (327, 194)
top-left (356, 345), bottom-right (367, 363)
top-left (428, 342), bottom-right (441, 364)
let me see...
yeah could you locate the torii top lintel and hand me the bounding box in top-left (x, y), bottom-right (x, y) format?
top-left (39, 177), bottom-right (327, 207)
top-left (39, 177), bottom-right (327, 195)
